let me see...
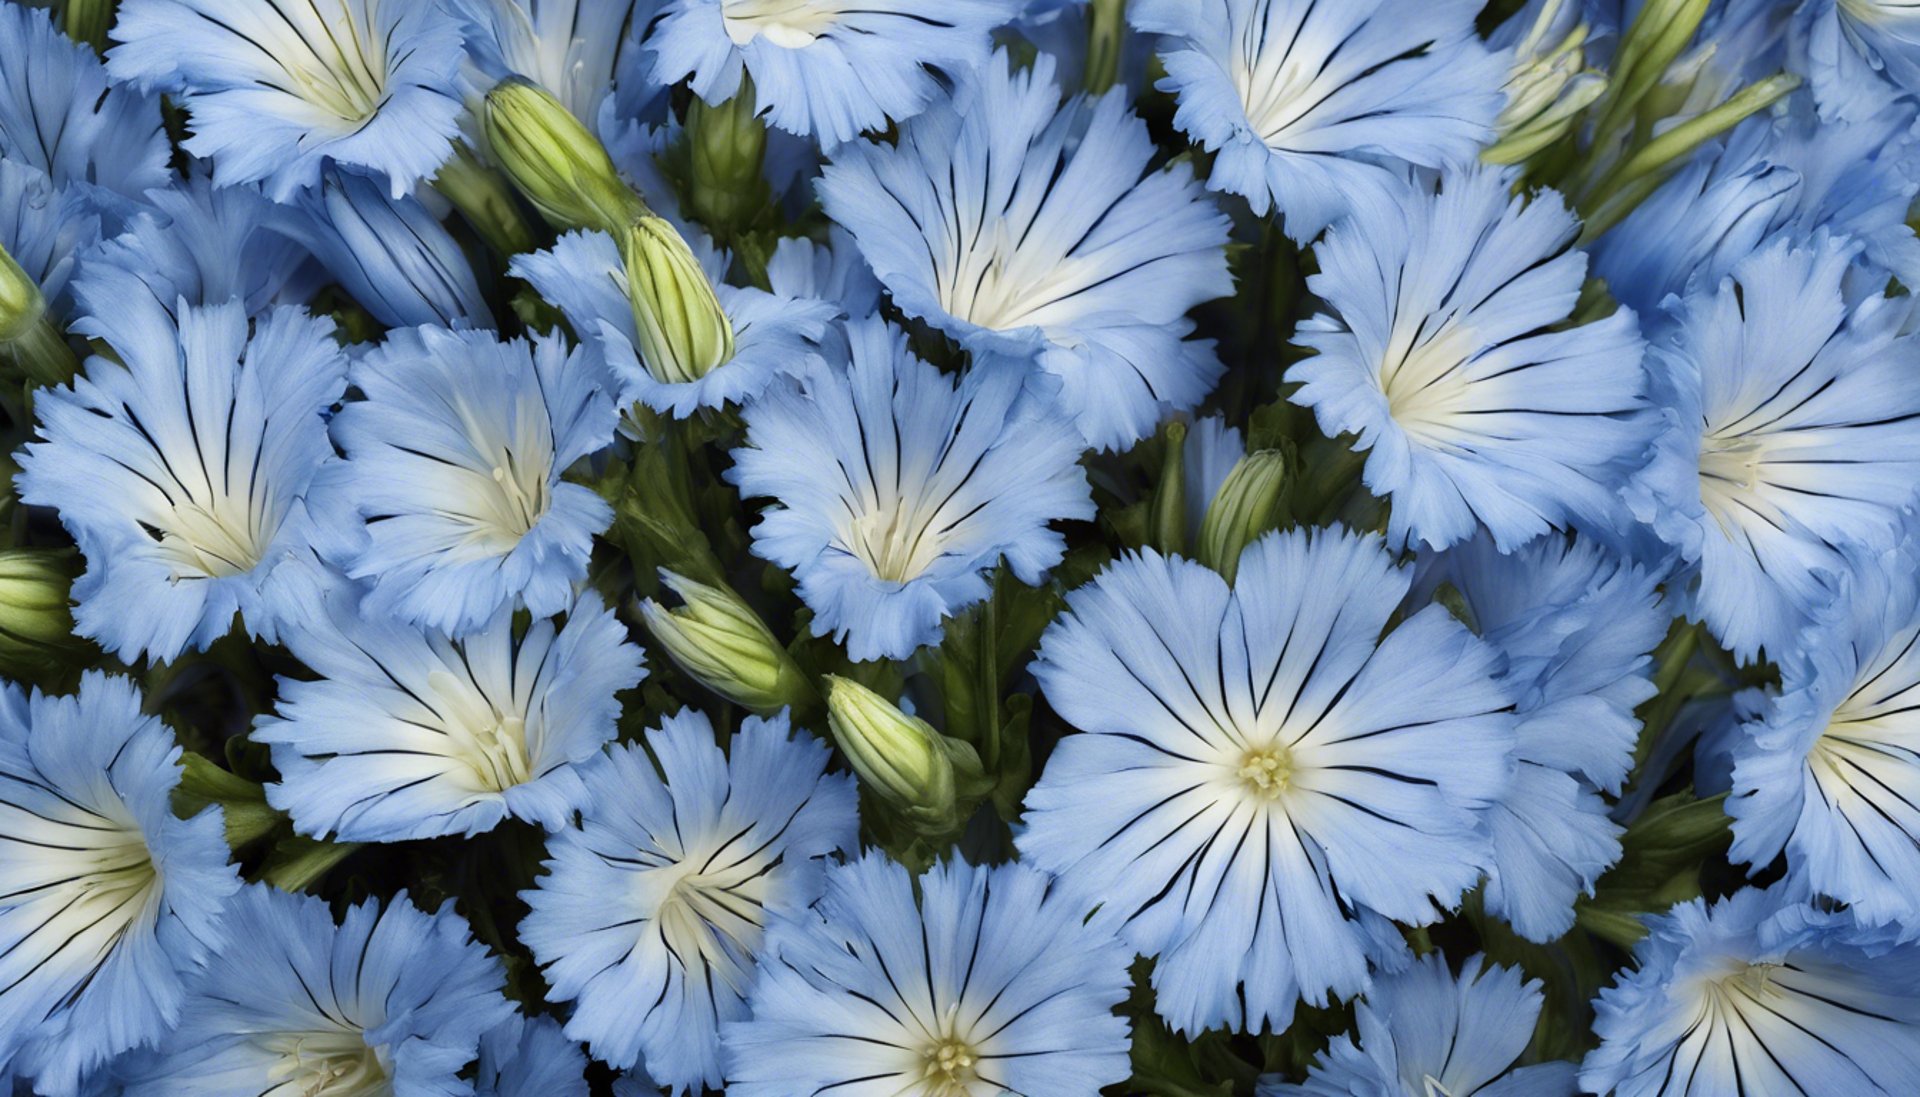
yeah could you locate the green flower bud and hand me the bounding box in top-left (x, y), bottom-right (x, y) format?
top-left (1197, 449), bottom-right (1290, 583)
top-left (1148, 419), bottom-right (1188, 555)
top-left (1486, 2), bottom-right (1607, 165)
top-left (687, 80), bottom-right (771, 239)
top-left (0, 549), bottom-right (82, 676)
top-left (61, 0), bottom-right (115, 52)
top-left (824, 676), bottom-right (985, 837)
top-left (484, 77), bottom-right (644, 233)
top-left (0, 238), bottom-right (43, 345)
top-left (639, 570), bottom-right (814, 714)
top-left (619, 214), bottom-right (736, 384)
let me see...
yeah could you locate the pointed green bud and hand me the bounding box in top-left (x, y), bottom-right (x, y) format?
top-left (1149, 419), bottom-right (1189, 555)
top-left (687, 78), bottom-right (770, 239)
top-left (0, 238), bottom-right (43, 345)
top-left (1197, 449), bottom-right (1290, 582)
top-left (824, 676), bottom-right (986, 837)
top-left (484, 77), bottom-right (644, 233)
top-left (619, 214), bottom-right (736, 384)
top-left (1486, 5), bottom-right (1607, 166)
top-left (639, 570), bottom-right (814, 714)
top-left (0, 549), bottom-right (84, 676)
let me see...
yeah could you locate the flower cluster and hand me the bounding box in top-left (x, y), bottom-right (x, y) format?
top-left (0, 0), bottom-right (1916, 1095)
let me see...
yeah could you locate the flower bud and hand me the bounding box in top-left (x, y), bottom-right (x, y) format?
top-left (825, 676), bottom-right (984, 837)
top-left (619, 215), bottom-right (736, 384)
top-left (687, 81), bottom-right (771, 240)
top-left (0, 549), bottom-right (81, 676)
top-left (1197, 449), bottom-right (1290, 583)
top-left (639, 570), bottom-right (814, 714)
top-left (484, 77), bottom-right (643, 234)
top-left (0, 238), bottom-right (44, 344)
top-left (1486, 2), bottom-right (1607, 166)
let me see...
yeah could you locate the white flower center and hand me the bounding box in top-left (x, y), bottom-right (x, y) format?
top-left (844, 499), bottom-right (947, 584)
top-left (266, 5), bottom-right (390, 124)
top-left (643, 839), bottom-right (779, 1000)
top-left (262, 1028), bottom-right (390, 1097)
top-left (920, 1037), bottom-right (979, 1095)
top-left (149, 494), bottom-right (273, 581)
top-left (481, 449), bottom-right (553, 545)
top-left (1380, 321), bottom-right (1483, 441)
top-left (1842, 0), bottom-right (1920, 26)
top-left (720, 0), bottom-right (842, 48)
top-left (1236, 746), bottom-right (1295, 800)
top-left (1696, 429), bottom-right (1777, 541)
top-left (425, 669), bottom-right (534, 793)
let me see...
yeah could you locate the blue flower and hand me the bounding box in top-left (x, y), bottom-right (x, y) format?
top-left (1016, 526), bottom-right (1516, 1035)
top-left (519, 709), bottom-right (856, 1091)
top-left (270, 169), bottom-right (493, 330)
top-left (451, 0), bottom-right (655, 127)
top-left (1794, 0), bottom-right (1920, 123)
top-left (1729, 531), bottom-right (1920, 924)
top-left (17, 292), bottom-right (349, 662)
top-left (1132, 0), bottom-right (1505, 241)
top-left (1414, 532), bottom-right (1666, 942)
top-left (255, 589), bottom-right (645, 842)
top-left (316, 324), bottom-right (617, 637)
top-left (509, 228), bottom-right (836, 417)
top-left (107, 0), bottom-right (467, 200)
top-left (0, 160), bottom-right (98, 320)
top-left (1258, 953), bottom-right (1576, 1097)
top-left (1592, 100), bottom-right (1920, 317)
top-left (648, 0), bottom-right (1019, 149)
top-left (0, 4), bottom-right (169, 204)
top-left (476, 1015), bottom-right (589, 1097)
top-left (723, 853), bottom-right (1133, 1097)
top-left (75, 171), bottom-right (310, 320)
top-left (1626, 231), bottom-right (1920, 663)
top-left (118, 885), bottom-right (515, 1097)
top-left (819, 50), bottom-right (1233, 451)
top-left (728, 317), bottom-right (1094, 662)
top-left (1582, 885), bottom-right (1920, 1096)
top-left (0, 672), bottom-right (238, 1097)
top-left (1290, 166), bottom-right (1650, 553)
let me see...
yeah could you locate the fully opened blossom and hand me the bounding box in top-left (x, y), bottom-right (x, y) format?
top-left (819, 50), bottom-right (1233, 450)
top-left (107, 0), bottom-right (468, 200)
top-left (119, 885), bottom-right (515, 1097)
top-left (723, 854), bottom-right (1133, 1097)
top-left (0, 673), bottom-right (238, 1097)
top-left (317, 324), bottom-right (617, 637)
top-left (1627, 231), bottom-right (1920, 663)
top-left (1259, 953), bottom-right (1577, 1097)
top-left (728, 316), bottom-right (1093, 662)
top-left (1583, 886), bottom-right (1920, 1096)
top-left (519, 709), bottom-right (857, 1091)
top-left (476, 1014), bottom-right (589, 1097)
top-left (0, 3), bottom-right (169, 203)
top-left (0, 160), bottom-right (96, 320)
top-left (255, 590), bottom-right (645, 842)
top-left (1730, 533), bottom-right (1920, 924)
top-left (1291, 166), bottom-right (1650, 552)
top-left (17, 281), bottom-right (349, 662)
top-left (1131, 0), bottom-right (1505, 241)
top-left (649, 0), bottom-right (1020, 148)
top-left (1018, 526), bottom-right (1517, 1035)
